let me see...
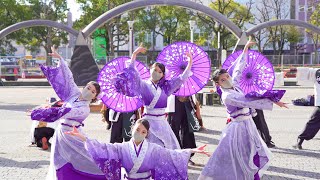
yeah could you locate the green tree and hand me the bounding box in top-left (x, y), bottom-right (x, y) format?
top-left (75, 0), bottom-right (132, 57)
top-left (255, 0), bottom-right (291, 55)
top-left (307, 2), bottom-right (320, 63)
top-left (196, 0), bottom-right (254, 65)
top-left (197, 0), bottom-right (254, 49)
top-left (285, 26), bottom-right (303, 55)
top-left (134, 6), bottom-right (191, 60)
top-left (134, 7), bottom-right (160, 60)
top-left (0, 0), bottom-right (28, 55)
top-left (14, 0), bottom-right (69, 65)
top-left (156, 6), bottom-right (190, 45)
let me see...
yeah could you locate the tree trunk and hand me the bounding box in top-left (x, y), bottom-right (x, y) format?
top-left (116, 22), bottom-right (120, 57)
top-left (107, 25), bottom-right (114, 56)
top-left (315, 35), bottom-right (319, 64)
top-left (46, 27), bottom-right (53, 66)
top-left (257, 31), bottom-right (262, 52)
top-left (104, 26), bottom-right (110, 57)
top-left (151, 30), bottom-right (157, 63)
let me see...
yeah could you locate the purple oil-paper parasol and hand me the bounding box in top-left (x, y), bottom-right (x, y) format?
top-left (222, 50), bottom-right (275, 94)
top-left (97, 57), bottom-right (150, 112)
top-left (156, 41), bottom-right (211, 96)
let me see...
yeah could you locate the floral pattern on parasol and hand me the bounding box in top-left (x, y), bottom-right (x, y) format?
top-left (156, 41), bottom-right (211, 96)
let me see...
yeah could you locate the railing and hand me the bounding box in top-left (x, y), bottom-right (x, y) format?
top-left (2, 54), bottom-right (320, 81)
top-left (265, 54), bottom-right (320, 67)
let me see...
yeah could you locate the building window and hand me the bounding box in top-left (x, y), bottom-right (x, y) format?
top-left (299, 5), bottom-right (305, 12)
top-left (308, 5), bottom-right (313, 12)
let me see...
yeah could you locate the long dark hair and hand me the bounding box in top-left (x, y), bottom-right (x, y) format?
top-left (212, 69), bottom-right (228, 83)
top-left (152, 62), bottom-right (168, 90)
top-left (87, 81), bottom-right (100, 103)
top-left (153, 62), bottom-right (165, 75)
top-left (135, 119), bottom-right (150, 131)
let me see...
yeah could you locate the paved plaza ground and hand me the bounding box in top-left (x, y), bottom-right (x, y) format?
top-left (0, 86), bottom-right (319, 180)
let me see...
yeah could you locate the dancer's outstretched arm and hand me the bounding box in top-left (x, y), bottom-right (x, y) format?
top-left (231, 39), bottom-right (256, 88)
top-left (130, 45), bottom-right (146, 65)
top-left (42, 46), bottom-right (80, 101)
top-left (65, 126), bottom-right (123, 179)
top-left (223, 92), bottom-right (288, 110)
top-left (112, 45), bottom-right (149, 97)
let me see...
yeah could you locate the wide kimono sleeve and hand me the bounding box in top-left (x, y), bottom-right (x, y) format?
top-left (228, 52), bottom-right (246, 88)
top-left (31, 107), bottom-right (71, 122)
top-left (31, 103), bottom-right (90, 122)
top-left (245, 89), bottom-right (286, 102)
top-left (60, 105), bottom-right (90, 121)
top-left (113, 62), bottom-right (149, 97)
top-left (84, 138), bottom-right (123, 180)
top-left (296, 67), bottom-right (316, 83)
top-left (152, 145), bottom-right (192, 179)
top-left (40, 57), bottom-right (80, 101)
top-left (223, 92), bottom-right (274, 111)
top-left (161, 69), bottom-right (193, 96)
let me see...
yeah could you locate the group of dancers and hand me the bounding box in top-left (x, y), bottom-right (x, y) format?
top-left (30, 39), bottom-right (293, 180)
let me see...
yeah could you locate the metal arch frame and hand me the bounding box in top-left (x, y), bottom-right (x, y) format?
top-left (0, 20), bottom-right (79, 40)
top-left (246, 19), bottom-right (320, 35)
top-left (2, 4), bottom-right (320, 59)
top-left (82, 0), bottom-right (243, 39)
top-left (234, 19), bottom-right (320, 52)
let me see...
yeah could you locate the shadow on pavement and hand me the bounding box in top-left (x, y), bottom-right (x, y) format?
top-left (262, 174), bottom-right (299, 180)
top-left (188, 166), bottom-right (204, 171)
top-left (188, 172), bottom-right (201, 180)
top-left (0, 104), bottom-right (38, 113)
top-left (0, 157), bottom-right (49, 169)
top-left (194, 134), bottom-right (220, 145)
top-left (194, 128), bottom-right (221, 145)
top-left (202, 114), bottom-right (227, 119)
top-left (268, 166), bottom-right (320, 179)
top-left (196, 128), bottom-right (222, 135)
top-left (271, 147), bottom-right (320, 159)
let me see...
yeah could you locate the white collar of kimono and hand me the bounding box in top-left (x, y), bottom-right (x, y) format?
top-left (146, 80), bottom-right (162, 109)
top-left (64, 96), bottom-right (89, 108)
top-left (221, 86), bottom-right (243, 94)
top-left (129, 139), bottom-right (148, 174)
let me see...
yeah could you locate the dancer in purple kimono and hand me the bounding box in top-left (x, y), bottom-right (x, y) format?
top-left (66, 119), bottom-right (209, 179)
top-left (198, 40), bottom-right (288, 180)
top-left (31, 47), bottom-right (105, 180)
top-left (114, 46), bottom-right (193, 149)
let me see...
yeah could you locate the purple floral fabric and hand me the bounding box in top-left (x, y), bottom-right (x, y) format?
top-left (113, 66), bottom-right (141, 97)
top-left (153, 147), bottom-right (191, 179)
top-left (40, 58), bottom-right (80, 102)
top-left (56, 163), bottom-right (106, 180)
top-left (85, 138), bottom-right (191, 180)
top-left (31, 107), bottom-right (71, 122)
top-left (85, 138), bottom-right (123, 179)
top-left (245, 90), bottom-right (286, 102)
top-left (96, 159), bottom-right (121, 180)
top-left (200, 119), bottom-right (271, 179)
top-left (113, 63), bottom-right (189, 99)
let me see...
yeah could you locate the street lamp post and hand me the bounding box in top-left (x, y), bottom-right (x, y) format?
top-left (215, 22), bottom-right (221, 66)
top-left (189, 20), bottom-right (196, 43)
top-left (127, 21), bottom-right (135, 56)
